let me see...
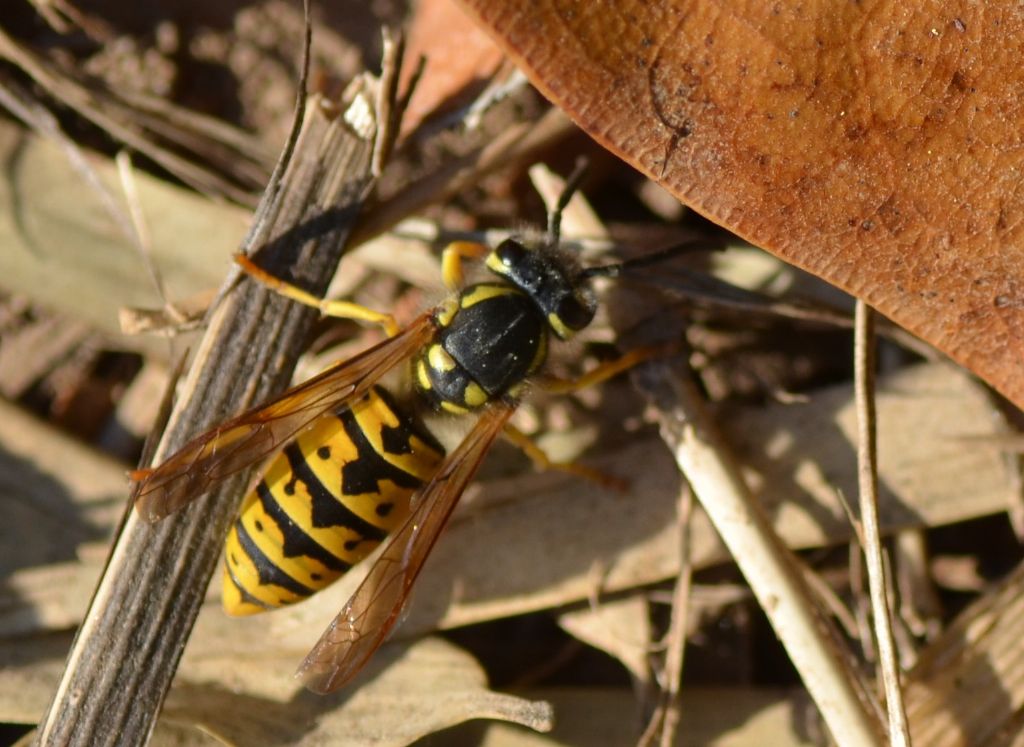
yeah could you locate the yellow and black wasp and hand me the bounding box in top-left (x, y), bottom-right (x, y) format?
top-left (131, 171), bottom-right (656, 693)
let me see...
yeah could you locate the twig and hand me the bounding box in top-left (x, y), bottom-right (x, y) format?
top-left (33, 30), bottom-right (403, 747)
top-left (0, 26), bottom-right (261, 204)
top-left (0, 74), bottom-right (139, 253)
top-left (636, 485), bottom-right (693, 747)
top-left (351, 106), bottom-right (578, 246)
top-left (633, 354), bottom-right (885, 746)
top-left (854, 300), bottom-right (911, 746)
top-left (114, 151), bottom-right (189, 327)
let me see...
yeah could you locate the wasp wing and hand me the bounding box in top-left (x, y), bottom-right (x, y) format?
top-left (297, 399), bottom-right (516, 693)
top-left (132, 315), bottom-right (436, 522)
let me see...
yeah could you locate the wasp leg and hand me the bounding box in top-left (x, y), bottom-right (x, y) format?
top-left (236, 254), bottom-right (399, 337)
top-left (516, 343), bottom-right (676, 489)
top-left (501, 423), bottom-right (627, 491)
top-left (440, 241), bottom-right (489, 290)
top-left (538, 344), bottom-right (670, 394)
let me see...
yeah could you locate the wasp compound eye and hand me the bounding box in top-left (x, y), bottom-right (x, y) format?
top-left (554, 293), bottom-right (596, 334)
top-left (492, 239), bottom-right (527, 272)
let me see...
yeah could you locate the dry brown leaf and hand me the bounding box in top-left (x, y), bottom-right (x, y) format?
top-left (401, 0), bottom-right (507, 135)
top-left (443, 687), bottom-right (816, 746)
top-left (905, 562), bottom-right (1024, 746)
top-left (458, 0), bottom-right (1024, 411)
top-left (257, 360), bottom-right (1012, 673)
top-left (558, 593), bottom-right (653, 685)
top-left (0, 632), bottom-right (552, 746)
top-left (4, 361), bottom-right (1011, 652)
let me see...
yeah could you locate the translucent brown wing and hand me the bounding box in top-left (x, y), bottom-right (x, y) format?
top-left (132, 314), bottom-right (436, 522)
top-left (297, 399), bottom-right (516, 693)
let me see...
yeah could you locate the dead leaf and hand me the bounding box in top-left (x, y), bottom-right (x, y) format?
top-left (458, 1), bottom-right (1024, 410)
top-left (0, 632), bottom-right (552, 746)
top-left (558, 593), bottom-right (652, 685)
top-left (401, 0), bottom-right (507, 135)
top-left (442, 687), bottom-right (816, 746)
top-left (0, 118), bottom-right (245, 357)
top-left (905, 562), bottom-right (1024, 747)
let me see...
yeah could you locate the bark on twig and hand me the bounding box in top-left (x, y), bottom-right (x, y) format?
top-left (34, 48), bottom-right (400, 746)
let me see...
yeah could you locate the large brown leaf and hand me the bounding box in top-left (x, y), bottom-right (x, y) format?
top-left (457, 0), bottom-right (1024, 408)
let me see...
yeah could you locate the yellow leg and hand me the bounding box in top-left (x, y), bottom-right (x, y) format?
top-left (502, 423), bottom-right (627, 492)
top-left (235, 254), bottom-right (399, 337)
top-left (508, 343), bottom-right (677, 490)
top-left (538, 344), bottom-right (672, 394)
top-left (441, 241), bottom-right (489, 290)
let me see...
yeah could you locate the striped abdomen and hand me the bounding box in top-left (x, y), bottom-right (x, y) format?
top-left (222, 386), bottom-right (445, 615)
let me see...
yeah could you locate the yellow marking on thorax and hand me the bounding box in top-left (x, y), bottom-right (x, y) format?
top-left (462, 380), bottom-right (488, 408)
top-left (427, 343), bottom-right (457, 372)
top-left (527, 329), bottom-right (548, 375)
top-left (416, 358), bottom-right (433, 391)
top-left (441, 400), bottom-right (469, 415)
top-left (485, 251), bottom-right (509, 276)
top-left (460, 284), bottom-right (516, 309)
top-left (435, 298), bottom-right (459, 326)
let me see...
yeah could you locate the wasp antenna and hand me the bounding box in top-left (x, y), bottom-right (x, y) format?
top-left (580, 262), bottom-right (623, 280)
top-left (581, 241), bottom-right (711, 281)
top-left (547, 158), bottom-right (590, 247)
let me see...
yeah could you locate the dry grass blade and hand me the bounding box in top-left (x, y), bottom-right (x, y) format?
top-left (34, 51), bottom-right (394, 747)
top-left (0, 27), bottom-right (267, 204)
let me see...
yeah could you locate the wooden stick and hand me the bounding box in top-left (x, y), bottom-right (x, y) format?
top-left (633, 355), bottom-right (886, 746)
top-left (854, 300), bottom-right (911, 745)
top-left (34, 52), bottom-right (399, 747)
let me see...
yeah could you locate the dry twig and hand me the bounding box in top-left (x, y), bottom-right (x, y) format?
top-left (854, 301), bottom-right (911, 745)
top-left (633, 354), bottom-right (885, 745)
top-left (34, 21), bottom-right (404, 746)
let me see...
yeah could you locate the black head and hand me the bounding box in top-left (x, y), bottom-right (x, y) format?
top-left (485, 238), bottom-right (596, 339)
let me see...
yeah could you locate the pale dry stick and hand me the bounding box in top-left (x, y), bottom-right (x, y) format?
top-left (0, 76), bottom-right (138, 255)
top-left (115, 151), bottom-right (188, 326)
top-left (894, 531), bottom-right (942, 645)
top-left (850, 541), bottom-right (878, 663)
top-left (831, 489), bottom-right (878, 662)
top-left (351, 106), bottom-right (578, 246)
top-left (0, 27), bottom-right (255, 204)
top-left (633, 357), bottom-right (885, 746)
top-left (636, 486), bottom-right (694, 747)
top-left (854, 301), bottom-right (912, 746)
top-left (801, 560), bottom-right (860, 642)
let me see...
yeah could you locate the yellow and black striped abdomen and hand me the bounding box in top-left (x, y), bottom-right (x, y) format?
top-left (222, 386), bottom-right (445, 616)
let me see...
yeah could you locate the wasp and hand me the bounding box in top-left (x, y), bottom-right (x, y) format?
top-left (131, 171), bottom-right (657, 693)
